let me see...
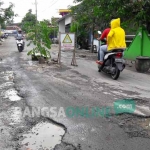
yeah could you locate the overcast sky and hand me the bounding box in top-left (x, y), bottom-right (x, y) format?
top-left (3, 0), bottom-right (75, 23)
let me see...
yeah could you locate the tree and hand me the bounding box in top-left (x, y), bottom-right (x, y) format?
top-left (43, 19), bottom-right (51, 26)
top-left (21, 9), bottom-right (36, 32)
top-left (70, 21), bottom-right (89, 49)
top-left (71, 0), bottom-right (150, 33)
top-left (49, 17), bottom-right (59, 40)
top-left (27, 21), bottom-right (52, 59)
top-left (70, 0), bottom-right (103, 51)
top-left (0, 1), bottom-right (15, 28)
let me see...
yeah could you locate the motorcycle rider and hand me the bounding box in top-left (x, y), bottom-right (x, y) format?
top-left (16, 29), bottom-right (25, 48)
top-left (16, 29), bottom-right (23, 39)
top-left (97, 18), bottom-right (126, 65)
top-left (96, 27), bottom-right (110, 64)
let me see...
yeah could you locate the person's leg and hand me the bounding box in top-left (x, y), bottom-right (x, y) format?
top-left (100, 45), bottom-right (107, 62)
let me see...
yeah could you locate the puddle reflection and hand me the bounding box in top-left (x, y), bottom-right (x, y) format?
top-left (22, 122), bottom-right (65, 150)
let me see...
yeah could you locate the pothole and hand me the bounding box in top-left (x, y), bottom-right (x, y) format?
top-left (2, 89), bottom-right (22, 101)
top-left (109, 99), bottom-right (150, 138)
top-left (119, 116), bottom-right (150, 138)
top-left (21, 121), bottom-right (65, 150)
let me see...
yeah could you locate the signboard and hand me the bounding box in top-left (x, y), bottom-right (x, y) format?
top-left (60, 33), bottom-right (75, 50)
top-left (58, 32), bottom-right (77, 66)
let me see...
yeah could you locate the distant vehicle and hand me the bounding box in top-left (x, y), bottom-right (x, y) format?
top-left (0, 31), bottom-right (8, 39)
top-left (4, 33), bottom-right (9, 38)
top-left (5, 33), bottom-right (9, 36)
top-left (16, 37), bottom-right (24, 52)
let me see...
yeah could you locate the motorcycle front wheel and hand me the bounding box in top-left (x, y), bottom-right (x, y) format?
top-left (18, 46), bottom-right (23, 52)
top-left (111, 64), bottom-right (120, 80)
top-left (98, 64), bottom-right (101, 72)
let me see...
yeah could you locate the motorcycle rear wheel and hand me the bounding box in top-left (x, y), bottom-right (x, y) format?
top-left (98, 64), bottom-right (101, 72)
top-left (18, 46), bottom-right (23, 52)
top-left (111, 65), bottom-right (120, 80)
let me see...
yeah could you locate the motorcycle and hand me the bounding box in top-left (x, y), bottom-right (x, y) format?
top-left (16, 37), bottom-right (24, 52)
top-left (97, 31), bottom-right (125, 80)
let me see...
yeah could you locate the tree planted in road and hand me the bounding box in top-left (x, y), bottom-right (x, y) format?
top-left (27, 21), bottom-right (52, 60)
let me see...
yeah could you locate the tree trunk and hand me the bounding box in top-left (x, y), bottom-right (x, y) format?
top-left (146, 22), bottom-right (150, 34)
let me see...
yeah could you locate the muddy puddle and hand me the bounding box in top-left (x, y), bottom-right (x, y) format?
top-left (22, 121), bottom-right (65, 150)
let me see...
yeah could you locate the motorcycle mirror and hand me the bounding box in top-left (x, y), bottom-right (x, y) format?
top-left (98, 31), bottom-right (102, 35)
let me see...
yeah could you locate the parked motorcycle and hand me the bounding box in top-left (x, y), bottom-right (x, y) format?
top-left (97, 31), bottom-right (125, 80)
top-left (1, 33), bottom-right (7, 41)
top-left (16, 37), bottom-right (24, 52)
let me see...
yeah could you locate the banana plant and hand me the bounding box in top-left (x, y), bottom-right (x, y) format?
top-left (27, 21), bottom-right (52, 59)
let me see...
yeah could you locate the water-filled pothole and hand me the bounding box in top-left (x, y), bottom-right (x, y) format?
top-left (22, 121), bottom-right (65, 150)
top-left (2, 89), bottom-right (21, 101)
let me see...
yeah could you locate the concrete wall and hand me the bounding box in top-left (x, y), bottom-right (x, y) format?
top-left (58, 15), bottom-right (72, 33)
top-left (59, 20), bottom-right (65, 33)
top-left (65, 16), bottom-right (72, 25)
top-left (94, 39), bottom-right (100, 52)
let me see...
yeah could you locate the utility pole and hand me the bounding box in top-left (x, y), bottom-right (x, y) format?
top-left (35, 0), bottom-right (38, 22)
top-left (35, 0), bottom-right (38, 41)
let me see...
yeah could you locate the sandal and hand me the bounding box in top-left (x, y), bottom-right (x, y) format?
top-left (96, 60), bottom-right (103, 65)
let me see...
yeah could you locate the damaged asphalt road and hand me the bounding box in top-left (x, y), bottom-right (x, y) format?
top-left (0, 37), bottom-right (150, 150)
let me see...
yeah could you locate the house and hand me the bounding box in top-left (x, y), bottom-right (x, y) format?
top-left (6, 26), bottom-right (20, 30)
top-left (56, 9), bottom-right (98, 50)
top-left (57, 9), bottom-right (72, 33)
top-left (59, 9), bottom-right (71, 17)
